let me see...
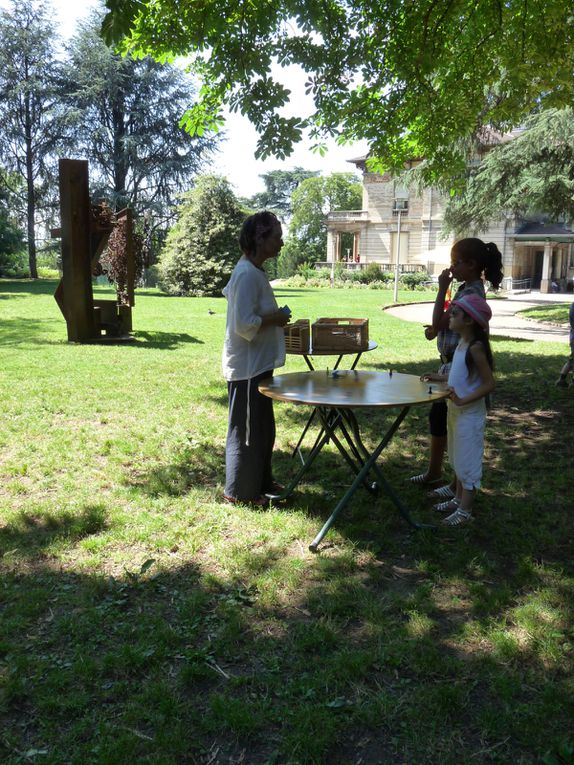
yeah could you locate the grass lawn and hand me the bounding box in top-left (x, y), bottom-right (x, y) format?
top-left (519, 303), bottom-right (573, 325)
top-left (1, 279), bottom-right (573, 765)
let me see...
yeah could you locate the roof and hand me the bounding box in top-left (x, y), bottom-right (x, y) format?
top-left (513, 220), bottom-right (574, 241)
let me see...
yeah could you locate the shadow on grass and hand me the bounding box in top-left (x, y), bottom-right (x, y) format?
top-left (124, 441), bottom-right (224, 497)
top-left (131, 330), bottom-right (204, 349)
top-left (1, 517), bottom-right (572, 764)
top-left (0, 504), bottom-right (109, 557)
top-left (0, 317), bottom-right (64, 345)
top-left (0, 279), bottom-right (58, 297)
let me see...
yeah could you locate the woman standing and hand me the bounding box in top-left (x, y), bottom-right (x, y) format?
top-left (222, 211), bottom-right (291, 505)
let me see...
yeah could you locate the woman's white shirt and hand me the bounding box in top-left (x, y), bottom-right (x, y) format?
top-left (222, 256), bottom-right (286, 381)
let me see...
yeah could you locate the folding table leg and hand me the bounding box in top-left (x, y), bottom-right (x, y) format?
top-left (309, 406), bottom-right (435, 552)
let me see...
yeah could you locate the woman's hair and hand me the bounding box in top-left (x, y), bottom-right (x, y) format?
top-left (452, 237), bottom-right (504, 290)
top-left (239, 211), bottom-right (280, 256)
top-left (461, 319), bottom-right (494, 376)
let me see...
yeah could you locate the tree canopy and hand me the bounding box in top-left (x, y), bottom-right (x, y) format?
top-left (0, 0), bottom-right (67, 278)
top-left (442, 109), bottom-right (574, 236)
top-left (241, 168), bottom-right (319, 221)
top-left (278, 172), bottom-right (362, 276)
top-left (102, 0), bottom-right (574, 183)
top-left (64, 15), bottom-right (218, 221)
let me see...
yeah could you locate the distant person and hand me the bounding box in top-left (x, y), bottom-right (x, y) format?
top-left (222, 211), bottom-right (291, 506)
top-left (555, 302), bottom-right (574, 388)
top-left (421, 293), bottom-right (495, 526)
top-left (409, 238), bottom-right (503, 500)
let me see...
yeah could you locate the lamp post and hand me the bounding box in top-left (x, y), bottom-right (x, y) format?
top-left (393, 209), bottom-right (402, 303)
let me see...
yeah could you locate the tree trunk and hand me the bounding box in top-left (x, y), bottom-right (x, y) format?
top-left (25, 84), bottom-right (38, 278)
top-left (112, 97), bottom-right (128, 211)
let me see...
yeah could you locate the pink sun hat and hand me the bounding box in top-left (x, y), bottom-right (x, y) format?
top-left (452, 293), bottom-right (492, 329)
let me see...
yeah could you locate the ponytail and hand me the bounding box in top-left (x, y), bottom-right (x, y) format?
top-left (483, 242), bottom-right (504, 290)
top-left (452, 237), bottom-right (504, 290)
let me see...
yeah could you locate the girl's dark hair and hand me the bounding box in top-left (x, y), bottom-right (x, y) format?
top-left (465, 326), bottom-right (494, 374)
top-left (452, 237), bottom-right (504, 290)
top-left (239, 211), bottom-right (279, 256)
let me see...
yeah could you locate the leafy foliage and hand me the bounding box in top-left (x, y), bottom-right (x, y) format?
top-left (0, 0), bottom-right (68, 278)
top-left (102, 0), bottom-right (574, 182)
top-left (278, 173), bottom-right (362, 277)
top-left (0, 170), bottom-right (25, 276)
top-left (240, 168), bottom-right (320, 221)
top-left (157, 175), bottom-right (246, 296)
top-left (442, 109), bottom-right (574, 235)
top-left (63, 13), bottom-right (219, 251)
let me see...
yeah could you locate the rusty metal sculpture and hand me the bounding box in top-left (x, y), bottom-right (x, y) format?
top-left (52, 158), bottom-right (135, 342)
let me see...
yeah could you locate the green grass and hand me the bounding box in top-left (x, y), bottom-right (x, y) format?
top-left (519, 302), bottom-right (573, 325)
top-left (1, 278), bottom-right (573, 765)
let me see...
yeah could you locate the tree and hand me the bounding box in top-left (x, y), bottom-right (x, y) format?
top-left (64, 15), bottom-right (219, 229)
top-left (278, 172), bottom-right (362, 276)
top-left (0, 168), bottom-right (25, 276)
top-left (157, 175), bottom-right (245, 296)
top-left (0, 0), bottom-right (66, 278)
top-left (241, 168), bottom-right (320, 221)
top-left (442, 109), bottom-right (574, 236)
top-left (102, 0), bottom-right (574, 184)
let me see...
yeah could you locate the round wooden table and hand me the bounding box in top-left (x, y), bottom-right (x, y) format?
top-left (259, 370), bottom-right (449, 551)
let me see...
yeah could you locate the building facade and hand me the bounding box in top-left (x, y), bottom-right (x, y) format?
top-left (325, 157), bottom-right (574, 293)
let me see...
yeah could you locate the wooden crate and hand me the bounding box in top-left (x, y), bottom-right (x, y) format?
top-left (284, 319), bottom-right (310, 353)
top-left (312, 317), bottom-right (369, 351)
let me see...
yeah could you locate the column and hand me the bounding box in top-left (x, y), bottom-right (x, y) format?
top-left (540, 240), bottom-right (553, 293)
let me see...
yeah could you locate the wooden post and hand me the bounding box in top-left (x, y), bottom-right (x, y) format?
top-left (58, 159), bottom-right (96, 341)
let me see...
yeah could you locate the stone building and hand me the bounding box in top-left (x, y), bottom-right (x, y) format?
top-left (325, 154), bottom-right (574, 293)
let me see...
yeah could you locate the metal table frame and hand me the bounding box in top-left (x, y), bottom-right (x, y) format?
top-left (287, 341), bottom-right (378, 461)
top-left (259, 371), bottom-right (449, 552)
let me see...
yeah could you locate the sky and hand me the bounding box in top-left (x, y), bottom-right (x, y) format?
top-left (0, 0), bottom-right (368, 198)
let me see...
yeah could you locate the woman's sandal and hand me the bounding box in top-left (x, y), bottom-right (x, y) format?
top-left (433, 498), bottom-right (460, 513)
top-left (265, 481), bottom-right (285, 496)
top-left (223, 495), bottom-right (269, 508)
top-left (442, 508), bottom-right (473, 526)
top-left (408, 473), bottom-right (442, 486)
top-left (428, 484), bottom-right (456, 500)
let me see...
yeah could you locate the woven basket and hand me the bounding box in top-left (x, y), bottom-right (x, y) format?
top-left (312, 317), bottom-right (369, 351)
top-left (284, 319), bottom-right (310, 353)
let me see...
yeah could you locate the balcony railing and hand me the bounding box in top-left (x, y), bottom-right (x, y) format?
top-left (326, 210), bottom-right (368, 222)
top-left (315, 262), bottom-right (427, 273)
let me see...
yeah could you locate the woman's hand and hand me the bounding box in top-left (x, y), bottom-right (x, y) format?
top-left (424, 324), bottom-right (437, 340)
top-left (261, 309), bottom-right (291, 328)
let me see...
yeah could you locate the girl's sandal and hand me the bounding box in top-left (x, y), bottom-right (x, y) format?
top-left (442, 508), bottom-right (472, 526)
top-left (433, 498), bottom-right (460, 513)
top-left (408, 473), bottom-right (442, 486)
top-left (428, 484), bottom-right (456, 500)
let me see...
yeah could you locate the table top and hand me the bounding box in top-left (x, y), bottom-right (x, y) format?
top-left (259, 370), bottom-right (450, 409)
top-left (286, 340), bottom-right (378, 356)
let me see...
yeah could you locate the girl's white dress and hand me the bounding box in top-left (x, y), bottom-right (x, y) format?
top-left (447, 340), bottom-right (487, 490)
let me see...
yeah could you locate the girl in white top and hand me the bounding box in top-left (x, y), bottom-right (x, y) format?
top-left (422, 292), bottom-right (495, 526)
top-left (222, 212), bottom-right (291, 505)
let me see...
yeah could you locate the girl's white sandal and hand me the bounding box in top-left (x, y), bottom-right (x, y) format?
top-left (428, 484), bottom-right (456, 500)
top-left (433, 498), bottom-right (460, 513)
top-left (442, 508), bottom-right (473, 526)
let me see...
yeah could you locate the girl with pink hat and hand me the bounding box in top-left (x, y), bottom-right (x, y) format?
top-left (422, 292), bottom-right (495, 526)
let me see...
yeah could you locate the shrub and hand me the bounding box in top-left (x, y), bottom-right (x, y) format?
top-left (0, 249), bottom-right (27, 278)
top-left (158, 176), bottom-right (245, 296)
top-left (400, 270), bottom-right (431, 290)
